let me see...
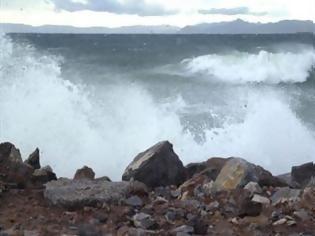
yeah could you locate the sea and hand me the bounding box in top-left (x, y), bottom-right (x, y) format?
top-left (0, 33), bottom-right (314, 179)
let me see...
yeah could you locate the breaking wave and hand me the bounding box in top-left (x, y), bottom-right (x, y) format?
top-left (182, 49), bottom-right (315, 84)
top-left (1, 33), bottom-right (315, 179)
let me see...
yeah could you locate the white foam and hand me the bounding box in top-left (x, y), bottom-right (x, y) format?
top-left (182, 49), bottom-right (315, 84)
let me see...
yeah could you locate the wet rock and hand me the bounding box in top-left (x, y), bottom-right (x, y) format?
top-left (291, 162), bottom-right (315, 188)
top-left (24, 148), bottom-right (40, 170)
top-left (271, 187), bottom-right (301, 205)
top-left (244, 182), bottom-right (262, 195)
top-left (32, 165), bottom-right (57, 186)
top-left (125, 195), bottom-right (143, 207)
top-left (44, 178), bottom-right (147, 209)
top-left (213, 158), bottom-right (285, 192)
top-left (132, 213), bottom-right (156, 230)
top-left (122, 141), bottom-right (186, 188)
top-left (74, 166), bottom-right (95, 180)
top-left (0, 142), bottom-right (34, 188)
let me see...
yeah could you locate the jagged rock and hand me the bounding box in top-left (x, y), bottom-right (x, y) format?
top-left (44, 178), bottom-right (147, 209)
top-left (74, 166), bottom-right (95, 180)
top-left (31, 165), bottom-right (57, 186)
top-left (0, 142), bottom-right (34, 188)
top-left (132, 213), bottom-right (156, 230)
top-left (271, 187), bottom-right (301, 205)
top-left (291, 162), bottom-right (315, 188)
top-left (213, 158), bottom-right (286, 191)
top-left (122, 141), bottom-right (186, 188)
top-left (24, 148), bottom-right (40, 170)
top-left (244, 182), bottom-right (262, 195)
top-left (125, 195), bottom-right (143, 207)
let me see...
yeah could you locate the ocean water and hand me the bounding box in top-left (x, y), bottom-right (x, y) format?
top-left (0, 33), bottom-right (315, 179)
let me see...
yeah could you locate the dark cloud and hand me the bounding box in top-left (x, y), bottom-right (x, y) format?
top-left (50, 0), bottom-right (176, 16)
top-left (199, 7), bottom-right (267, 16)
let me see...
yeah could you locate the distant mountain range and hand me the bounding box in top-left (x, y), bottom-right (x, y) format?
top-left (1, 20), bottom-right (314, 34)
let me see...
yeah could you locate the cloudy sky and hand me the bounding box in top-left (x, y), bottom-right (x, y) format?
top-left (0, 0), bottom-right (314, 27)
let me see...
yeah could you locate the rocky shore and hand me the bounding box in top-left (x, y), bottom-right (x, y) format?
top-left (1, 141), bottom-right (315, 235)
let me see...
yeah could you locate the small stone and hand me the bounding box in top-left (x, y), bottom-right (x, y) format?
top-left (286, 220), bottom-right (297, 226)
top-left (273, 218), bottom-right (287, 226)
top-left (132, 213), bottom-right (156, 230)
top-left (153, 196), bottom-right (168, 205)
top-left (172, 225), bottom-right (194, 234)
top-left (231, 218), bottom-right (239, 225)
top-left (244, 182), bottom-right (262, 195)
top-left (251, 194), bottom-right (270, 205)
top-left (125, 195), bottom-right (143, 207)
top-left (171, 189), bottom-right (181, 198)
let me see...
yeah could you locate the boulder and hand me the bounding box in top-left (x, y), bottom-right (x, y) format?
top-left (291, 162), bottom-right (315, 188)
top-left (270, 187), bottom-right (301, 205)
top-left (24, 148), bottom-right (40, 170)
top-left (213, 158), bottom-right (286, 191)
top-left (122, 141), bottom-right (186, 188)
top-left (0, 142), bottom-right (34, 188)
top-left (44, 178), bottom-right (147, 209)
top-left (74, 166), bottom-right (95, 180)
top-left (185, 157), bottom-right (228, 179)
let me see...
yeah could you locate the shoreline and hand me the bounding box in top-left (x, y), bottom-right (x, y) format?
top-left (1, 141), bottom-right (315, 235)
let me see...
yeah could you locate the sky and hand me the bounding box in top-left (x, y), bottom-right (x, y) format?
top-left (0, 0), bottom-right (314, 27)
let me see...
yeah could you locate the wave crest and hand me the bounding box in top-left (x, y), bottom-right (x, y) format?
top-left (182, 49), bottom-right (315, 84)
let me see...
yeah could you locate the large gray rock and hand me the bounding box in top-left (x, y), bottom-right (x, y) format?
top-left (213, 158), bottom-right (286, 191)
top-left (0, 142), bottom-right (34, 188)
top-left (122, 141), bottom-right (186, 188)
top-left (271, 187), bottom-right (301, 205)
top-left (44, 178), bottom-right (147, 209)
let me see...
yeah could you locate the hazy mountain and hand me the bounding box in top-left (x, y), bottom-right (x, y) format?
top-left (0, 23), bottom-right (180, 34)
top-left (1, 20), bottom-right (314, 34)
top-left (180, 19), bottom-right (314, 34)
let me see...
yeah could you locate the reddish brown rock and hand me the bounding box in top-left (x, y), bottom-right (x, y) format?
top-left (74, 166), bottom-right (95, 180)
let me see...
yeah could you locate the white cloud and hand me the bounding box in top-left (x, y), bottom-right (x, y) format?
top-left (0, 0), bottom-right (314, 27)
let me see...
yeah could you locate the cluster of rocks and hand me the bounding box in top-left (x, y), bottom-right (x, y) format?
top-left (1, 141), bottom-right (315, 235)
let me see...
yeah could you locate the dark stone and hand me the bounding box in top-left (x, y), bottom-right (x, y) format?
top-left (31, 166), bottom-right (57, 186)
top-left (291, 162), bottom-right (315, 188)
top-left (78, 224), bottom-right (102, 236)
top-left (74, 166), bottom-right (95, 180)
top-left (24, 148), bottom-right (40, 170)
top-left (132, 213), bottom-right (157, 230)
top-left (0, 142), bottom-right (34, 188)
top-left (122, 141), bottom-right (186, 188)
top-left (237, 191), bottom-right (263, 217)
